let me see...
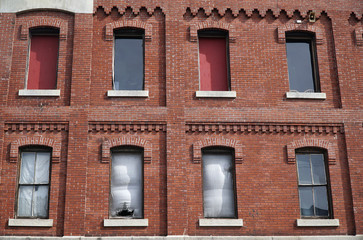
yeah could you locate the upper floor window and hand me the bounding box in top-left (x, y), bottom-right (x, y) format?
top-left (110, 147), bottom-right (143, 218)
top-left (113, 28), bottom-right (144, 91)
top-left (27, 28), bottom-right (59, 90)
top-left (286, 32), bottom-right (320, 93)
top-left (202, 147), bottom-right (236, 218)
top-left (17, 149), bottom-right (51, 218)
top-left (296, 149), bottom-right (331, 218)
top-left (198, 29), bottom-right (230, 91)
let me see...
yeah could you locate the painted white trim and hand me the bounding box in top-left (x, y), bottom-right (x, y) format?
top-left (199, 218), bottom-right (243, 227)
top-left (107, 90), bottom-right (149, 98)
top-left (297, 219), bottom-right (340, 227)
top-left (103, 218), bottom-right (148, 227)
top-left (196, 91), bottom-right (236, 98)
top-left (286, 92), bottom-right (326, 99)
top-left (19, 89), bottom-right (60, 96)
top-left (8, 218), bottom-right (53, 227)
top-left (0, 0), bottom-right (93, 13)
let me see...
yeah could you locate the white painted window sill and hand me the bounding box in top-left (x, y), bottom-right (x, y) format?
top-left (107, 90), bottom-right (149, 98)
top-left (286, 92), bottom-right (326, 99)
top-left (103, 218), bottom-right (148, 227)
top-left (196, 91), bottom-right (236, 98)
top-left (297, 219), bottom-right (339, 227)
top-left (8, 218), bottom-right (53, 227)
top-left (18, 89), bottom-right (60, 97)
top-left (199, 218), bottom-right (243, 227)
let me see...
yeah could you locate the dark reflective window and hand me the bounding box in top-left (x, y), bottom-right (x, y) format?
top-left (114, 28), bottom-right (144, 90)
top-left (286, 32), bottom-right (319, 92)
top-left (296, 151), bottom-right (331, 218)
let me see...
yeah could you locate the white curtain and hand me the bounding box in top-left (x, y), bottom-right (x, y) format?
top-left (111, 152), bottom-right (143, 218)
top-left (203, 153), bottom-right (235, 218)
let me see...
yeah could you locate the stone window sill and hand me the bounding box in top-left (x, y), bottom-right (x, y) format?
top-left (103, 218), bottom-right (148, 227)
top-left (199, 218), bottom-right (243, 227)
top-left (18, 89), bottom-right (60, 97)
top-left (297, 219), bottom-right (340, 227)
top-left (196, 91), bottom-right (236, 98)
top-left (286, 92), bottom-right (326, 99)
top-left (107, 90), bottom-right (149, 98)
top-left (8, 218), bottom-right (53, 227)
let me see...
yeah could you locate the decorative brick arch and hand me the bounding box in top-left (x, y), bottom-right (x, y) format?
top-left (20, 17), bottom-right (68, 40)
top-left (105, 20), bottom-right (153, 41)
top-left (286, 138), bottom-right (337, 165)
top-left (190, 21), bottom-right (236, 42)
top-left (277, 24), bottom-right (324, 44)
top-left (193, 137), bottom-right (243, 164)
top-left (102, 136), bottom-right (152, 164)
top-left (355, 27), bottom-right (363, 46)
top-left (10, 136), bottom-right (61, 163)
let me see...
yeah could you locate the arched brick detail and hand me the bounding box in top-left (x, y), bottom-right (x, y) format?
top-left (190, 21), bottom-right (236, 42)
top-left (193, 137), bottom-right (243, 164)
top-left (286, 139), bottom-right (337, 165)
top-left (355, 27), bottom-right (363, 46)
top-left (105, 20), bottom-right (152, 41)
top-left (20, 17), bottom-right (68, 40)
top-left (277, 24), bottom-right (323, 44)
top-left (10, 136), bottom-right (61, 163)
top-left (102, 136), bottom-right (152, 164)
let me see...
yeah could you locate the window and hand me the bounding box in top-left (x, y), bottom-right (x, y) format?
top-left (17, 149), bottom-right (51, 218)
top-left (27, 28), bottom-right (59, 90)
top-left (286, 32), bottom-right (320, 92)
top-left (198, 30), bottom-right (230, 91)
top-left (110, 147), bottom-right (143, 218)
top-left (113, 28), bottom-right (144, 91)
top-left (296, 150), bottom-right (331, 218)
top-left (202, 148), bottom-right (236, 218)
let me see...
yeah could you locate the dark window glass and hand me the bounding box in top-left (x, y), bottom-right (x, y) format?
top-left (296, 151), bottom-right (331, 218)
top-left (286, 32), bottom-right (319, 92)
top-left (198, 30), bottom-right (229, 91)
top-left (202, 148), bottom-right (236, 218)
top-left (17, 151), bottom-right (51, 218)
top-left (114, 28), bottom-right (144, 90)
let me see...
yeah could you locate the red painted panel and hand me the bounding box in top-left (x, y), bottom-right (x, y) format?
top-left (199, 37), bottom-right (228, 91)
top-left (27, 35), bottom-right (59, 89)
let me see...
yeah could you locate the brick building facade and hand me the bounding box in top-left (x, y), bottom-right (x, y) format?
top-left (0, 0), bottom-right (362, 239)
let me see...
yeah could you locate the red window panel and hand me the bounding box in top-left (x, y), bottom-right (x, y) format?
top-left (27, 35), bottom-right (59, 89)
top-left (199, 37), bottom-right (228, 91)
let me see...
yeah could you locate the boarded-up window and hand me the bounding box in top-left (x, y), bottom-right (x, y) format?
top-left (27, 28), bottom-right (59, 89)
top-left (198, 30), bottom-right (229, 91)
top-left (114, 28), bottom-right (144, 90)
top-left (202, 148), bottom-right (236, 218)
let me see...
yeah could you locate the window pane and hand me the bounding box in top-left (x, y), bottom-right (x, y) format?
top-left (199, 37), bottom-right (228, 91)
top-left (35, 152), bottom-right (51, 184)
top-left (311, 154), bottom-right (326, 185)
top-left (286, 41), bottom-right (315, 92)
top-left (111, 152), bottom-right (143, 218)
top-left (28, 35), bottom-right (59, 89)
top-left (296, 154), bottom-right (312, 184)
top-left (314, 186), bottom-right (329, 217)
top-left (18, 185), bottom-right (33, 217)
top-left (114, 38), bottom-right (144, 90)
top-left (33, 185), bottom-right (49, 218)
top-left (203, 153), bottom-right (235, 218)
top-left (299, 186), bottom-right (314, 217)
top-left (19, 152), bottom-right (36, 184)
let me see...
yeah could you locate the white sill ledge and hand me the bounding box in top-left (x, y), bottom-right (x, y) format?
top-left (196, 91), bottom-right (236, 98)
top-left (286, 92), bottom-right (326, 99)
top-left (8, 218), bottom-right (53, 227)
top-left (199, 219), bottom-right (243, 227)
top-left (103, 218), bottom-right (148, 227)
top-left (18, 89), bottom-right (60, 97)
top-left (297, 219), bottom-right (340, 227)
top-left (107, 90), bottom-right (149, 98)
